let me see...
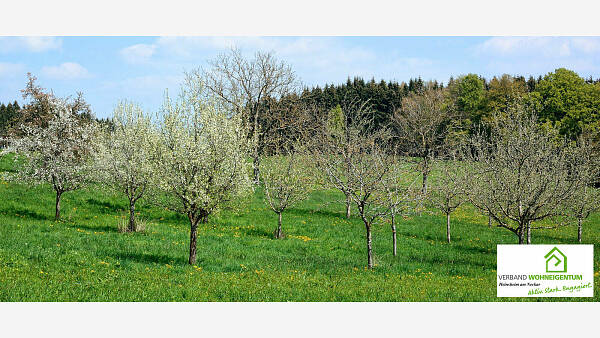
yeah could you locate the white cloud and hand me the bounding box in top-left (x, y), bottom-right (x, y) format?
top-left (116, 37), bottom-right (451, 86)
top-left (121, 36), bottom-right (373, 64)
top-left (150, 36), bottom-right (375, 63)
top-left (153, 36), bottom-right (285, 57)
top-left (475, 37), bottom-right (600, 58)
top-left (21, 37), bottom-right (62, 52)
top-left (474, 37), bottom-right (600, 76)
top-left (119, 43), bottom-right (157, 63)
top-left (0, 37), bottom-right (62, 53)
top-left (570, 37), bottom-right (600, 54)
top-left (116, 36), bottom-right (380, 86)
top-left (41, 62), bottom-right (90, 80)
top-left (0, 62), bottom-right (25, 77)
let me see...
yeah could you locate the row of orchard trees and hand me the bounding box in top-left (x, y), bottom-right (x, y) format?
top-left (3, 72), bottom-right (252, 265)
top-left (2, 50), bottom-right (600, 269)
top-left (391, 89), bottom-right (600, 247)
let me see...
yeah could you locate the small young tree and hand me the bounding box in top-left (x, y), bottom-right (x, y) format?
top-left (96, 101), bottom-right (158, 232)
top-left (312, 99), bottom-right (372, 219)
top-left (347, 134), bottom-right (397, 269)
top-left (568, 131), bottom-right (600, 242)
top-left (260, 146), bottom-right (312, 239)
top-left (4, 98), bottom-right (97, 220)
top-left (427, 156), bottom-right (467, 243)
top-left (383, 159), bottom-right (420, 256)
top-left (155, 73), bottom-right (252, 265)
top-left (465, 105), bottom-right (582, 244)
top-left (570, 180), bottom-right (600, 243)
top-left (312, 106), bottom-right (396, 268)
top-left (391, 88), bottom-right (450, 195)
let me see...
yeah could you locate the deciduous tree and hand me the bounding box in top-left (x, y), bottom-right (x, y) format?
top-left (10, 73), bottom-right (92, 136)
top-left (260, 145), bottom-right (312, 239)
top-left (202, 48), bottom-right (299, 184)
top-left (312, 104), bottom-right (397, 268)
top-left (485, 74), bottom-right (527, 115)
top-left (465, 104), bottom-right (581, 244)
top-left (568, 131), bottom-right (600, 242)
top-left (531, 68), bottom-right (600, 139)
top-left (427, 155), bottom-right (468, 243)
top-left (4, 98), bottom-right (98, 220)
top-left (154, 73), bottom-right (252, 265)
top-left (383, 160), bottom-right (420, 255)
top-left (391, 88), bottom-right (450, 195)
top-left (96, 101), bottom-right (158, 232)
top-left (312, 99), bottom-right (372, 219)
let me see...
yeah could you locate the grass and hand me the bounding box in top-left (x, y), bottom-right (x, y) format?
top-left (0, 154), bottom-right (598, 301)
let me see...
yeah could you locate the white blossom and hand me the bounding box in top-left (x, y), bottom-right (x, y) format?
top-left (4, 98), bottom-right (98, 220)
top-left (95, 101), bottom-right (158, 231)
top-left (154, 73), bottom-right (252, 264)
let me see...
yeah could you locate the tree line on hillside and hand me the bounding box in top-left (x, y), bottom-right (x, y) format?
top-left (0, 101), bottom-right (20, 140)
top-left (1, 49), bottom-right (599, 269)
top-left (287, 70), bottom-right (600, 140)
top-left (2, 67), bottom-right (600, 154)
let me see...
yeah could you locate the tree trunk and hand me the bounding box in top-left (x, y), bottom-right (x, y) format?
top-left (577, 218), bottom-right (583, 243)
top-left (189, 223), bottom-right (198, 265)
top-left (274, 212), bottom-right (284, 239)
top-left (422, 171), bottom-right (428, 195)
top-left (526, 222), bottom-right (531, 244)
top-left (446, 213), bottom-right (451, 244)
top-left (488, 213), bottom-right (492, 228)
top-left (127, 198), bottom-right (136, 232)
top-left (187, 211), bottom-right (203, 265)
top-left (518, 201), bottom-right (524, 244)
top-left (391, 213), bottom-right (397, 256)
top-left (366, 224), bottom-right (373, 269)
top-left (345, 195), bottom-right (351, 219)
top-left (518, 227), bottom-right (524, 244)
top-left (251, 107), bottom-right (261, 185)
top-left (417, 171), bottom-right (428, 216)
top-left (54, 190), bottom-right (62, 221)
top-left (252, 156), bottom-right (260, 185)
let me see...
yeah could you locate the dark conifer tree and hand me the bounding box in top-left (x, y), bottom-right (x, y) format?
top-left (527, 76), bottom-right (537, 92)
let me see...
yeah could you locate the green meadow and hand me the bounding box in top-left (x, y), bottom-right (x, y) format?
top-left (0, 155), bottom-right (598, 301)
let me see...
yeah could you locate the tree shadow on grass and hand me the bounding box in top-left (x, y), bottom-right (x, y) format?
top-left (402, 254), bottom-right (495, 276)
top-left (396, 230), bottom-right (457, 245)
top-left (451, 243), bottom-right (494, 255)
top-left (286, 207), bottom-right (345, 220)
top-left (3, 206), bottom-right (52, 221)
top-left (85, 198), bottom-right (125, 213)
top-left (106, 251), bottom-right (192, 266)
top-left (532, 232), bottom-right (577, 244)
top-left (67, 222), bottom-right (117, 233)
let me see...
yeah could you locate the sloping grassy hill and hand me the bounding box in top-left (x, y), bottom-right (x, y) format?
top-left (0, 155), bottom-right (598, 301)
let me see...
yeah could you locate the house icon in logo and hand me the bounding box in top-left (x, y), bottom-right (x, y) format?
top-left (544, 247), bottom-right (567, 273)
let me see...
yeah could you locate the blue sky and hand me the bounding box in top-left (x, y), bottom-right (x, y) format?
top-left (1, 36), bottom-right (600, 118)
